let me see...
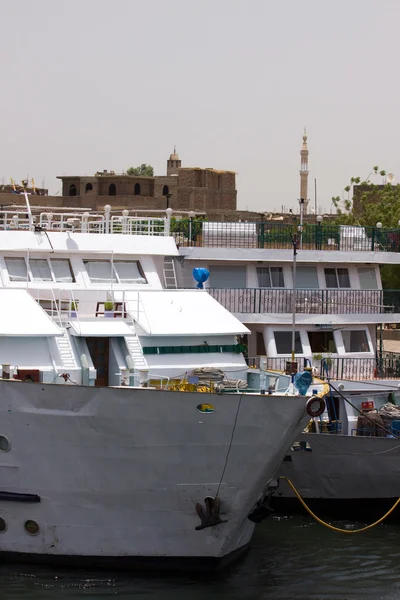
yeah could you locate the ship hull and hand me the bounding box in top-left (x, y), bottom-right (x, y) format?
top-left (276, 433), bottom-right (400, 516)
top-left (0, 381), bottom-right (308, 569)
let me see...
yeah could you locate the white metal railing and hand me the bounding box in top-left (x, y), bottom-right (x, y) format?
top-left (0, 206), bottom-right (172, 236)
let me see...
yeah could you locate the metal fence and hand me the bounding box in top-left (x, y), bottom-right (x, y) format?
top-left (173, 221), bottom-right (400, 252)
top-left (208, 288), bottom-right (398, 314)
top-left (245, 356), bottom-right (400, 380)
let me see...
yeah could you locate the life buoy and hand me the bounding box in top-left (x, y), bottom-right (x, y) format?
top-left (306, 395), bottom-right (326, 418)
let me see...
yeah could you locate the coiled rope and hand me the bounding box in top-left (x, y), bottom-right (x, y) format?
top-left (279, 476), bottom-right (400, 533)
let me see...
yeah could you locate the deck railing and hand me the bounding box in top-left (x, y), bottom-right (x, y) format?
top-left (0, 210), bottom-right (169, 236)
top-left (208, 288), bottom-right (400, 314)
top-left (173, 221), bottom-right (400, 252)
top-left (246, 356), bottom-right (400, 380)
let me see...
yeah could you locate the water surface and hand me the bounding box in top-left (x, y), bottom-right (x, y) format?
top-left (2, 515), bottom-right (400, 600)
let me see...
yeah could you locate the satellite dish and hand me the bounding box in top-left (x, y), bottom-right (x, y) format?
top-left (387, 173), bottom-right (395, 184)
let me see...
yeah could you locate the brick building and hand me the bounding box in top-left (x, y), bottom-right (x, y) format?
top-left (55, 150), bottom-right (237, 213)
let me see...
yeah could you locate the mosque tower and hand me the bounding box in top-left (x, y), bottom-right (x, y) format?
top-left (167, 146), bottom-right (181, 176)
top-left (299, 130), bottom-right (309, 214)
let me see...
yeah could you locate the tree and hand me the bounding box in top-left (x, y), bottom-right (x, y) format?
top-left (332, 166), bottom-right (400, 288)
top-left (126, 164), bottom-right (154, 177)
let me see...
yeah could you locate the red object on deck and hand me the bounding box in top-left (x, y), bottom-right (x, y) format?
top-left (361, 400), bottom-right (375, 411)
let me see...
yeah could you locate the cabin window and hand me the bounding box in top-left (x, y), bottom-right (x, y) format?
top-left (29, 258), bottom-right (75, 283)
top-left (84, 260), bottom-right (117, 283)
top-left (69, 184), bottom-right (77, 196)
top-left (113, 261), bottom-right (147, 284)
top-left (342, 330), bottom-right (369, 353)
top-left (209, 265), bottom-right (246, 289)
top-left (85, 183), bottom-right (93, 193)
top-left (358, 267), bottom-right (378, 290)
top-left (256, 332), bottom-right (266, 355)
top-left (30, 259), bottom-right (52, 281)
top-left (274, 331), bottom-right (302, 354)
top-left (308, 331), bottom-right (337, 353)
top-left (257, 267), bottom-right (284, 288)
top-left (83, 260), bottom-right (146, 284)
top-left (109, 183), bottom-right (116, 196)
top-left (324, 268), bottom-right (350, 288)
top-left (295, 266), bottom-right (319, 289)
top-left (134, 183), bottom-right (141, 196)
top-left (5, 257), bottom-right (27, 281)
top-left (51, 259), bottom-right (75, 283)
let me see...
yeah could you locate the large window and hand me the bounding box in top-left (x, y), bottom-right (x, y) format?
top-left (257, 267), bottom-right (284, 288)
top-left (209, 265), bottom-right (246, 289)
top-left (358, 267), bottom-right (378, 290)
top-left (83, 260), bottom-right (146, 284)
top-left (342, 330), bottom-right (369, 353)
top-left (5, 257), bottom-right (75, 283)
top-left (5, 257), bottom-right (27, 281)
top-left (324, 268), bottom-right (350, 288)
top-left (308, 331), bottom-right (337, 353)
top-left (274, 331), bottom-right (302, 354)
top-left (295, 266), bottom-right (319, 289)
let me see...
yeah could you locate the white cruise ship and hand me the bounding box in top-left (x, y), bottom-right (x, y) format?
top-left (172, 218), bottom-right (400, 510)
top-left (0, 204), bottom-right (322, 570)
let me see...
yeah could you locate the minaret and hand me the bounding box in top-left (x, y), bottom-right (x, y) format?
top-left (299, 129), bottom-right (309, 214)
top-left (167, 146), bottom-right (181, 176)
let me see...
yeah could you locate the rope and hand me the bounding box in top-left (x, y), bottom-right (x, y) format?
top-left (279, 476), bottom-right (400, 533)
top-left (215, 393), bottom-right (243, 498)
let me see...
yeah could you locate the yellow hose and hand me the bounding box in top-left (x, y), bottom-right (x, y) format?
top-left (279, 476), bottom-right (400, 533)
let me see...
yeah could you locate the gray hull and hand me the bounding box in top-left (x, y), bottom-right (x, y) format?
top-left (279, 433), bottom-right (400, 500)
top-left (0, 380), bottom-right (309, 566)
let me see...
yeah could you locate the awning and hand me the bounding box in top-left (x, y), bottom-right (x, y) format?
top-left (0, 289), bottom-right (62, 337)
top-left (69, 319), bottom-right (134, 337)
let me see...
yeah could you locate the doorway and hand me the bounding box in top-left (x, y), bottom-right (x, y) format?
top-left (86, 337), bottom-right (110, 386)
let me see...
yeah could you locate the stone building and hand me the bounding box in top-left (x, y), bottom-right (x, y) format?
top-left (55, 149), bottom-right (237, 213)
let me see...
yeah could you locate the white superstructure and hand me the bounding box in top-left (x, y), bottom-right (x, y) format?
top-left (0, 206), bottom-right (320, 569)
top-left (172, 218), bottom-right (400, 506)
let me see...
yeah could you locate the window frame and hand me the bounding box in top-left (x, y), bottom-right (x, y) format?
top-left (4, 256), bottom-right (75, 284)
top-left (324, 267), bottom-right (351, 289)
top-left (256, 266), bottom-right (284, 288)
top-left (83, 259), bottom-right (147, 284)
top-left (273, 330), bottom-right (303, 355)
top-left (341, 329), bottom-right (370, 354)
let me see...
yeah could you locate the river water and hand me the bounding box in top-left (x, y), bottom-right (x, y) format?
top-left (2, 515), bottom-right (400, 600)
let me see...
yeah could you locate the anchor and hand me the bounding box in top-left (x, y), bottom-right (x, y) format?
top-left (195, 496), bottom-right (227, 530)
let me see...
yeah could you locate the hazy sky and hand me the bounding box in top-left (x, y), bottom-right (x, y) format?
top-left (1, 0), bottom-right (399, 213)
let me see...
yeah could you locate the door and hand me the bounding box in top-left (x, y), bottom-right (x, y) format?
top-left (86, 337), bottom-right (110, 386)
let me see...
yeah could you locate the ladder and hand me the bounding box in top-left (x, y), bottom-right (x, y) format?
top-left (55, 331), bottom-right (77, 370)
top-left (163, 257), bottom-right (177, 289)
top-left (125, 335), bottom-right (147, 369)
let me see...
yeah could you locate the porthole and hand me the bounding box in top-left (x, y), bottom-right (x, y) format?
top-left (24, 520), bottom-right (40, 535)
top-left (0, 517), bottom-right (6, 532)
top-left (0, 435), bottom-right (10, 452)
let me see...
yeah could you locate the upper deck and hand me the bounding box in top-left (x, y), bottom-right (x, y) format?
top-left (174, 221), bottom-right (400, 256)
top-left (2, 208), bottom-right (399, 256)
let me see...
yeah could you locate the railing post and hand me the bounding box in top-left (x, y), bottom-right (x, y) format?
top-left (122, 209), bottom-right (129, 234)
top-left (258, 222), bottom-right (265, 249)
top-left (165, 207), bottom-right (173, 236)
top-left (104, 204), bottom-right (111, 234)
top-left (82, 211), bottom-right (89, 233)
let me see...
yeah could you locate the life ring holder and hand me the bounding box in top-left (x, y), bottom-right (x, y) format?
top-left (306, 395), bottom-right (326, 418)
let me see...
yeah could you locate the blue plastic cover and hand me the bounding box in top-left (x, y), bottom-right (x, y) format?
top-left (294, 371), bottom-right (312, 395)
top-left (193, 267), bottom-right (210, 289)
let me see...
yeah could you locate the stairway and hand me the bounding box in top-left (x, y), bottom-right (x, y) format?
top-left (125, 335), bottom-right (147, 370)
top-left (163, 257), bottom-right (177, 289)
top-left (55, 332), bottom-right (77, 370)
